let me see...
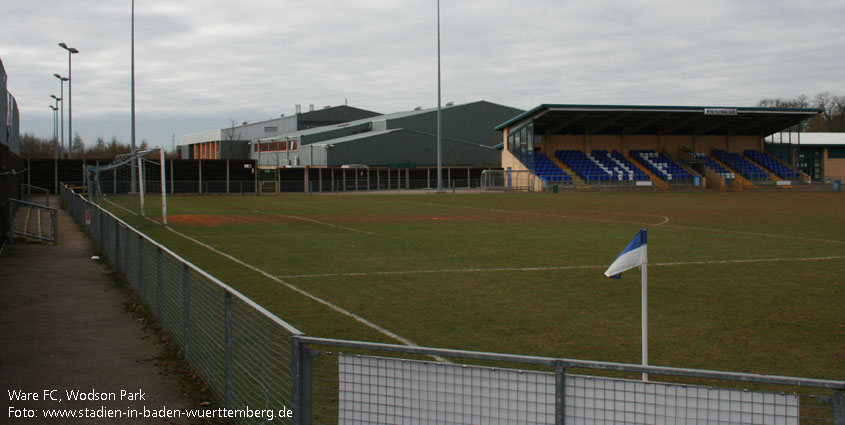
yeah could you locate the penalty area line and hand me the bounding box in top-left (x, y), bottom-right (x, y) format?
top-left (252, 209), bottom-right (373, 235)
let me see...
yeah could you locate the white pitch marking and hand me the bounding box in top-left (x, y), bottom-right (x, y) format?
top-left (652, 255), bottom-right (845, 267)
top-left (252, 209), bottom-right (373, 235)
top-left (401, 200), bottom-right (670, 226)
top-left (281, 264), bottom-right (603, 279)
top-left (663, 224), bottom-right (845, 245)
top-left (162, 226), bottom-right (446, 360)
top-left (403, 200), bottom-right (845, 244)
top-left (280, 255), bottom-right (845, 279)
top-left (102, 199), bottom-right (437, 359)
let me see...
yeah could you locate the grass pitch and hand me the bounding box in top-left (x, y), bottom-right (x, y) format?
top-left (108, 191), bottom-right (844, 381)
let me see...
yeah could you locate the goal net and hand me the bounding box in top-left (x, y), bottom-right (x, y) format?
top-left (480, 169), bottom-right (534, 191)
top-left (88, 148), bottom-right (168, 224)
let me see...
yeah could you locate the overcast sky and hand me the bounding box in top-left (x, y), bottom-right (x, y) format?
top-left (2, 0), bottom-right (843, 148)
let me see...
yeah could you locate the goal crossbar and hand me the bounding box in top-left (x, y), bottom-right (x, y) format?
top-left (87, 148), bottom-right (167, 225)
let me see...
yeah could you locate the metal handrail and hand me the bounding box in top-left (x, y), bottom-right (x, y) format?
top-left (298, 335), bottom-right (845, 391)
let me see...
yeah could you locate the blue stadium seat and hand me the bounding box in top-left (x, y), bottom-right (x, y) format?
top-left (743, 150), bottom-right (799, 179)
top-left (630, 150), bottom-right (693, 182)
top-left (711, 150), bottom-right (770, 181)
top-left (694, 152), bottom-right (735, 180)
top-left (516, 151), bottom-right (572, 183)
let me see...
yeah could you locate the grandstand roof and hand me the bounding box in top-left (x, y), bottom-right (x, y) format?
top-left (765, 132), bottom-right (845, 146)
top-left (495, 104), bottom-right (823, 137)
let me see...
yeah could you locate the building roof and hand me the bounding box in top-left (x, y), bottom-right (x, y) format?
top-left (178, 105), bottom-right (380, 146)
top-left (308, 129), bottom-right (402, 146)
top-left (495, 104), bottom-right (823, 137)
top-left (765, 132), bottom-right (845, 146)
top-left (254, 100), bottom-right (501, 142)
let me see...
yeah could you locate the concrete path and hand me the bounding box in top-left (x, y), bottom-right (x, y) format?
top-left (0, 198), bottom-right (217, 424)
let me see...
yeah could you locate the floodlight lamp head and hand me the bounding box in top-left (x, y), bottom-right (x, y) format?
top-left (59, 43), bottom-right (78, 53)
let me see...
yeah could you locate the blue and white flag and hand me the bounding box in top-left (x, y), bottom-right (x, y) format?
top-left (604, 229), bottom-right (647, 279)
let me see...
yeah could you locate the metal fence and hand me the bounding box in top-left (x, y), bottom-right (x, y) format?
top-left (62, 184), bottom-right (303, 424)
top-left (298, 337), bottom-right (845, 425)
top-left (61, 184), bottom-right (845, 425)
top-left (21, 183), bottom-right (51, 206)
top-left (8, 198), bottom-right (57, 243)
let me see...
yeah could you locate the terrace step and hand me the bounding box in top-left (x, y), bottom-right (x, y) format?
top-left (710, 156), bottom-right (755, 188)
top-left (744, 156), bottom-right (785, 184)
top-left (627, 156), bottom-right (669, 190)
top-left (551, 157), bottom-right (589, 189)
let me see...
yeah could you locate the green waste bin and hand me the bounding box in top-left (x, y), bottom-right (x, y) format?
top-left (553, 184), bottom-right (559, 193)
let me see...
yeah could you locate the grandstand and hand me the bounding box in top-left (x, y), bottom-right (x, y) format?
top-left (496, 104), bottom-right (821, 191)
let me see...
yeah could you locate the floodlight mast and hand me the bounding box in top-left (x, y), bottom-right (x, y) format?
top-left (58, 43), bottom-right (79, 158)
top-left (436, 0), bottom-right (443, 192)
top-left (50, 94), bottom-right (61, 159)
top-left (52, 75), bottom-right (67, 159)
top-left (49, 105), bottom-right (59, 159)
top-left (130, 0), bottom-right (137, 193)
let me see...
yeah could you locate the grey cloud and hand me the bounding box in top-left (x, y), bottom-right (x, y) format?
top-left (3, 0), bottom-right (844, 147)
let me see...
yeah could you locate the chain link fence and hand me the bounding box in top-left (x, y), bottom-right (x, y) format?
top-left (62, 184), bottom-right (302, 424)
top-left (62, 184), bottom-right (845, 425)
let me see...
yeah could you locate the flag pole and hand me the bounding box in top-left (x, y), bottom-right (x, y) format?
top-left (641, 233), bottom-right (648, 381)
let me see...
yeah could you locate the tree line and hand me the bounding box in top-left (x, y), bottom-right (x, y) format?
top-left (17, 133), bottom-right (168, 159)
top-left (757, 92), bottom-right (845, 132)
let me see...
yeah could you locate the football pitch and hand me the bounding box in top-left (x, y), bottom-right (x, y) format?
top-left (105, 190), bottom-right (844, 381)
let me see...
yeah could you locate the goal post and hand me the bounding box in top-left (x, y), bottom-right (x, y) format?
top-left (480, 169), bottom-right (534, 191)
top-left (87, 147), bottom-right (168, 224)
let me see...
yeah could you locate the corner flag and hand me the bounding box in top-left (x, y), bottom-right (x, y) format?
top-left (604, 228), bottom-right (650, 381)
top-left (604, 229), bottom-right (647, 278)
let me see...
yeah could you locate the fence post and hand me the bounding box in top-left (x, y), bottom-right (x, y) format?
top-left (224, 291), bottom-right (233, 409)
top-left (555, 360), bottom-right (565, 425)
top-left (290, 337), bottom-right (312, 425)
top-left (835, 391), bottom-right (845, 425)
top-left (182, 265), bottom-right (191, 362)
top-left (157, 247), bottom-right (163, 322)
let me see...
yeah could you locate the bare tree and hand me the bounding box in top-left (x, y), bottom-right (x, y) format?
top-left (758, 93), bottom-right (844, 132)
top-left (224, 119), bottom-right (241, 141)
top-left (811, 92), bottom-right (845, 132)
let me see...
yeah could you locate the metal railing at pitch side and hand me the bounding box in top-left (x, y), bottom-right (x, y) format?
top-left (61, 184), bottom-right (303, 424)
top-left (62, 183), bottom-right (845, 425)
top-left (295, 336), bottom-right (845, 425)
